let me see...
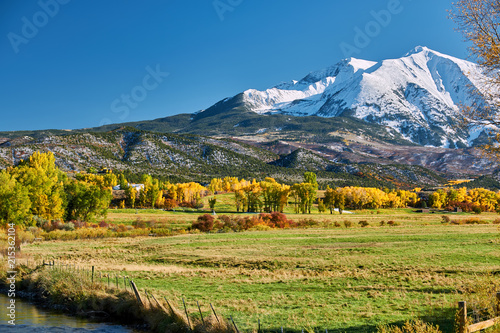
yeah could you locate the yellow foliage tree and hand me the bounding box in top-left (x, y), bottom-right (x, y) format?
top-left (451, 0), bottom-right (500, 158)
top-left (12, 151), bottom-right (65, 221)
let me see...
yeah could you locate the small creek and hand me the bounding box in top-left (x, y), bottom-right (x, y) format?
top-left (0, 293), bottom-right (140, 332)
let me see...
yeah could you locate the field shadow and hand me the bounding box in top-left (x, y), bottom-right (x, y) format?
top-left (261, 323), bottom-right (388, 333)
top-left (260, 307), bottom-right (456, 333)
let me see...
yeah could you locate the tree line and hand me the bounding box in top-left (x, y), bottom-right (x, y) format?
top-left (0, 152), bottom-right (112, 227)
top-left (2, 151), bottom-right (500, 228)
top-left (428, 187), bottom-right (500, 213)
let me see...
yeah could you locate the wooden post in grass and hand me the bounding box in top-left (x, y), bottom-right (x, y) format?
top-left (210, 303), bottom-right (220, 323)
top-left (91, 266), bottom-right (94, 284)
top-left (197, 301), bottom-right (205, 326)
top-left (182, 298), bottom-right (192, 331)
top-left (164, 297), bottom-right (175, 314)
top-left (150, 293), bottom-right (162, 309)
top-left (230, 315), bottom-right (240, 333)
top-left (458, 301), bottom-right (467, 333)
top-left (130, 281), bottom-right (144, 307)
top-left (145, 290), bottom-right (152, 307)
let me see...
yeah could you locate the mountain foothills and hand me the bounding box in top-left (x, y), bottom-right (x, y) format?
top-left (0, 47), bottom-right (499, 189)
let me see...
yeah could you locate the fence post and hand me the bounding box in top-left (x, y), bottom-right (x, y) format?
top-left (197, 301), bottom-right (205, 326)
top-left (182, 298), bottom-right (192, 331)
top-left (230, 315), bottom-right (240, 333)
top-left (91, 266), bottom-right (94, 284)
top-left (210, 303), bottom-right (220, 323)
top-left (130, 281), bottom-right (144, 307)
top-left (458, 301), bottom-right (467, 333)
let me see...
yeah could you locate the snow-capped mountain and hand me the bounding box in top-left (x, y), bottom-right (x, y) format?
top-left (201, 46), bottom-right (489, 148)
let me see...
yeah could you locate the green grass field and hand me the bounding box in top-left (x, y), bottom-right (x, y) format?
top-left (22, 208), bottom-right (500, 333)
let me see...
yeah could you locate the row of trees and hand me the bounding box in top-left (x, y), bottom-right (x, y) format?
top-left (323, 187), bottom-right (419, 212)
top-left (118, 178), bottom-right (208, 209)
top-left (428, 187), bottom-right (500, 212)
top-left (208, 173), bottom-right (420, 213)
top-left (2, 151), bottom-right (499, 228)
top-left (0, 152), bottom-right (112, 227)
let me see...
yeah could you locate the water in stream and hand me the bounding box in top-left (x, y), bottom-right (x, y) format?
top-left (0, 293), bottom-right (140, 332)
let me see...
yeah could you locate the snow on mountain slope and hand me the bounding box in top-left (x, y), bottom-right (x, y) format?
top-left (219, 46), bottom-right (490, 147)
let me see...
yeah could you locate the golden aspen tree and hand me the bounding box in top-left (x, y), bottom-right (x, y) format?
top-left (13, 151), bottom-right (65, 221)
top-left (451, 0), bottom-right (500, 158)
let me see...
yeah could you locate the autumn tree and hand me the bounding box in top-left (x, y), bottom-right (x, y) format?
top-left (12, 151), bottom-right (65, 221)
top-left (137, 175), bottom-right (164, 208)
top-left (292, 182), bottom-right (316, 214)
top-left (324, 186), bottom-right (336, 214)
top-left (260, 178), bottom-right (290, 213)
top-left (232, 181), bottom-right (247, 213)
top-left (0, 170), bottom-right (32, 227)
top-left (333, 190), bottom-right (346, 214)
top-left (242, 180), bottom-right (262, 212)
top-left (317, 199), bottom-right (326, 213)
top-left (451, 0), bottom-right (500, 158)
top-left (125, 186), bottom-right (137, 208)
top-left (428, 189), bottom-right (448, 209)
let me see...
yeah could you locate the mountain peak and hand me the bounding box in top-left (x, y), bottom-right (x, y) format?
top-left (403, 46), bottom-right (463, 63)
top-left (405, 45), bottom-right (431, 55)
top-left (199, 47), bottom-right (488, 148)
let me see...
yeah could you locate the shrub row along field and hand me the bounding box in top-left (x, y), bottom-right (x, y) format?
top-left (18, 212), bottom-right (500, 332)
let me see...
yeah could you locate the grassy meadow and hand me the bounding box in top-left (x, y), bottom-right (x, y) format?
top-left (20, 202), bottom-right (500, 333)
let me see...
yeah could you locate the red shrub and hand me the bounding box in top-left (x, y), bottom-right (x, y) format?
top-left (215, 215), bottom-right (240, 231)
top-left (192, 214), bottom-right (214, 232)
top-left (259, 212), bottom-right (292, 228)
top-left (237, 216), bottom-right (263, 230)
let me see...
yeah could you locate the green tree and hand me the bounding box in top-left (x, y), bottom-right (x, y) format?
top-left (0, 170), bottom-right (32, 227)
top-left (292, 182), bottom-right (316, 214)
top-left (317, 199), bottom-right (326, 213)
top-left (324, 186), bottom-right (335, 214)
top-left (304, 172), bottom-right (318, 187)
top-left (64, 180), bottom-right (112, 221)
top-left (208, 197), bottom-right (217, 211)
top-left (333, 190), bottom-right (346, 214)
top-left (117, 173), bottom-right (128, 189)
top-left (303, 172), bottom-right (318, 213)
top-left (125, 186), bottom-right (137, 208)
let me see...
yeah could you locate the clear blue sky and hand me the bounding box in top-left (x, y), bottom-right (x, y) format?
top-left (0, 0), bottom-right (468, 131)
